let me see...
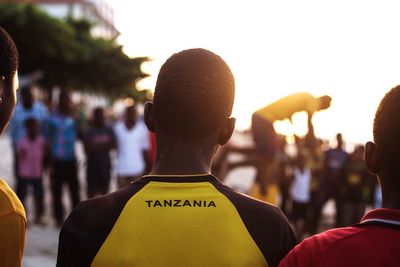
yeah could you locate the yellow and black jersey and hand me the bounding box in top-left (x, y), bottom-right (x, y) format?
top-left (57, 174), bottom-right (296, 267)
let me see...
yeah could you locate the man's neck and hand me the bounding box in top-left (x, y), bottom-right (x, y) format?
top-left (150, 142), bottom-right (215, 176)
top-left (382, 196), bottom-right (400, 210)
top-left (381, 181), bottom-right (400, 209)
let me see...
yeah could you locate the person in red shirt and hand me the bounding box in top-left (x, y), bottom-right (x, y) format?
top-left (278, 85), bottom-right (400, 267)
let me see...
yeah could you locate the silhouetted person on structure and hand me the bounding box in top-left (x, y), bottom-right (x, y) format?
top-left (57, 48), bottom-right (296, 267)
top-left (215, 92), bottom-right (331, 199)
top-left (279, 85), bottom-right (400, 267)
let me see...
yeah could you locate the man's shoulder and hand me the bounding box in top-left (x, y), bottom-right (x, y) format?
top-left (0, 179), bottom-right (26, 220)
top-left (63, 182), bottom-right (146, 231)
top-left (215, 183), bottom-right (286, 220)
top-left (279, 226), bottom-right (366, 267)
top-left (309, 226), bottom-right (369, 251)
top-left (214, 183), bottom-right (296, 266)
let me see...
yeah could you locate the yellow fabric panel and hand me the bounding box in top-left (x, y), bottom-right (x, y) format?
top-left (0, 179), bottom-right (26, 267)
top-left (250, 183), bottom-right (279, 206)
top-left (92, 182), bottom-right (268, 267)
top-left (255, 92), bottom-right (319, 122)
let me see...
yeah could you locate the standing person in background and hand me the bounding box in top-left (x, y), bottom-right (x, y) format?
top-left (306, 140), bottom-right (325, 234)
top-left (315, 133), bottom-right (348, 229)
top-left (279, 85), bottom-right (400, 267)
top-left (83, 107), bottom-right (116, 198)
top-left (0, 26), bottom-right (26, 267)
top-left (290, 152), bottom-right (312, 240)
top-left (340, 145), bottom-right (370, 226)
top-left (46, 90), bottom-right (81, 226)
top-left (16, 118), bottom-right (47, 225)
top-left (114, 105), bottom-right (150, 188)
top-left (8, 85), bottom-right (47, 181)
top-left (276, 136), bottom-right (292, 215)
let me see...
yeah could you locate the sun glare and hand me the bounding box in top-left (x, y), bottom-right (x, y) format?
top-left (113, 0), bottom-right (400, 145)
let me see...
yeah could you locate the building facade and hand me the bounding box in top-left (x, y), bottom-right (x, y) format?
top-left (9, 0), bottom-right (119, 39)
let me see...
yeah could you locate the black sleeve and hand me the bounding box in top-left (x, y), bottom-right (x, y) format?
top-left (214, 183), bottom-right (297, 267)
top-left (56, 182), bottom-right (148, 267)
top-left (57, 218), bottom-right (78, 267)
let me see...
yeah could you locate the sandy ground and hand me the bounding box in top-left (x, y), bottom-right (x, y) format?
top-left (0, 133), bottom-right (335, 267)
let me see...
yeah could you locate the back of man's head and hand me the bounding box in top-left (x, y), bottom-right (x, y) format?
top-left (373, 85), bottom-right (400, 186)
top-left (0, 27), bottom-right (18, 83)
top-left (153, 48), bottom-right (235, 140)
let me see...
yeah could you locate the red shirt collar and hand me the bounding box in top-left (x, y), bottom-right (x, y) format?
top-left (361, 208), bottom-right (400, 223)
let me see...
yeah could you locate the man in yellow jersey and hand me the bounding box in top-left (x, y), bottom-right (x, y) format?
top-left (57, 48), bottom-right (296, 267)
top-left (0, 27), bottom-right (26, 267)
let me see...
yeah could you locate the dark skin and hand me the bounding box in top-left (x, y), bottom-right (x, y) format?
top-left (0, 72), bottom-right (18, 133)
top-left (124, 106), bottom-right (137, 130)
top-left (144, 101), bottom-right (236, 175)
top-left (365, 141), bottom-right (400, 209)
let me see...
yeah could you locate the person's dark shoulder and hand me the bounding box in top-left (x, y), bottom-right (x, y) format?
top-left (215, 183), bottom-right (288, 222)
top-left (279, 226), bottom-right (364, 267)
top-left (213, 183), bottom-right (297, 267)
top-left (63, 184), bottom-right (140, 231)
top-left (58, 182), bottom-right (149, 266)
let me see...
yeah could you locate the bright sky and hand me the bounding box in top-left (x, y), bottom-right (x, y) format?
top-left (111, 0), bottom-right (400, 145)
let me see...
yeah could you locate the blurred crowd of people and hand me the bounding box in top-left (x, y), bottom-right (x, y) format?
top-left (213, 92), bottom-right (382, 240)
top-left (8, 85), bottom-right (154, 227)
top-left (216, 130), bottom-right (380, 240)
top-left (1, 27), bottom-right (399, 266)
top-left (8, 84), bottom-right (382, 239)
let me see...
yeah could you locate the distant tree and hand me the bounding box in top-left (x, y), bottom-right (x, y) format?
top-left (0, 3), bottom-right (149, 100)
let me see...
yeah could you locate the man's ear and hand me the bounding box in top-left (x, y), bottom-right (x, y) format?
top-left (144, 101), bottom-right (155, 133)
top-left (218, 117), bottom-right (236, 145)
top-left (365, 141), bottom-right (380, 175)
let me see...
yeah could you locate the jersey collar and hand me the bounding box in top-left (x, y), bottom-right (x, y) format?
top-left (360, 208), bottom-right (400, 226)
top-left (137, 174), bottom-right (222, 184)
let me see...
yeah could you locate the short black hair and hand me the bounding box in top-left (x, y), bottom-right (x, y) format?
top-left (0, 27), bottom-right (18, 80)
top-left (153, 48), bottom-right (235, 139)
top-left (373, 85), bottom-right (400, 178)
